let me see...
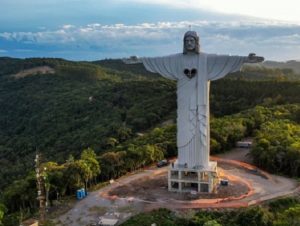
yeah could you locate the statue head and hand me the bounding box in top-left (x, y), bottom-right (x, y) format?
top-left (183, 31), bottom-right (200, 54)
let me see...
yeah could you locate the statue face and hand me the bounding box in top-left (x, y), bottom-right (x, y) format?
top-left (184, 36), bottom-right (196, 52)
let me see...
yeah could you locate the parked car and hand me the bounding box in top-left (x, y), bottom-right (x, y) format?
top-left (157, 159), bottom-right (169, 167)
top-left (220, 179), bottom-right (229, 186)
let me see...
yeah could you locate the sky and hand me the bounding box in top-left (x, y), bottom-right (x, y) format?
top-left (1, 0), bottom-right (300, 61)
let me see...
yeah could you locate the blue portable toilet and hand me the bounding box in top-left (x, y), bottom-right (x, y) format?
top-left (81, 188), bottom-right (86, 198)
top-left (76, 189), bottom-right (83, 200)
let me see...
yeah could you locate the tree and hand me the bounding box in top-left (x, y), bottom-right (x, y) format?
top-left (41, 162), bottom-right (66, 204)
top-left (3, 172), bottom-right (37, 212)
top-left (64, 161), bottom-right (84, 192)
top-left (234, 207), bottom-right (272, 226)
top-left (117, 126), bottom-right (132, 142)
top-left (274, 205), bottom-right (300, 226)
top-left (143, 144), bottom-right (164, 165)
top-left (0, 203), bottom-right (6, 226)
top-left (99, 151), bottom-right (125, 179)
top-left (106, 137), bottom-right (119, 148)
top-left (81, 148), bottom-right (101, 184)
top-left (204, 220), bottom-right (222, 226)
top-left (77, 160), bottom-right (93, 192)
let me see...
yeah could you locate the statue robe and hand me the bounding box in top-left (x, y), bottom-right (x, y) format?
top-left (141, 53), bottom-right (246, 169)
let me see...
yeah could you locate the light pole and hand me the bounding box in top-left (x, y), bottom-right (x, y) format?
top-left (35, 153), bottom-right (46, 225)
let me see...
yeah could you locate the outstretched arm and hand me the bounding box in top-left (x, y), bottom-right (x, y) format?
top-left (244, 53), bottom-right (264, 63)
top-left (122, 56), bottom-right (142, 64)
top-left (207, 53), bottom-right (264, 81)
top-left (122, 54), bottom-right (180, 81)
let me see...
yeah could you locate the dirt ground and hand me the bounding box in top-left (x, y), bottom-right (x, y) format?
top-left (108, 167), bottom-right (249, 201)
top-left (55, 145), bottom-right (299, 226)
top-left (216, 138), bottom-right (253, 163)
top-left (11, 66), bottom-right (55, 78)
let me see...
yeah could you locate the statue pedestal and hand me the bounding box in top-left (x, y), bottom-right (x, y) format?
top-left (168, 161), bottom-right (219, 193)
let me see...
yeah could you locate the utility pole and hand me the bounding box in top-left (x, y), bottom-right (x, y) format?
top-left (35, 153), bottom-right (46, 225)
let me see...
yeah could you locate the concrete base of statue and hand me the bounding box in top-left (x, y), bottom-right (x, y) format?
top-left (168, 160), bottom-right (218, 193)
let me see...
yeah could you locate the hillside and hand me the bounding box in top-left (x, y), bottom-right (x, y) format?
top-left (10, 66), bottom-right (55, 79)
top-left (238, 60), bottom-right (300, 81)
top-left (1, 57), bottom-right (300, 190)
top-left (263, 60), bottom-right (300, 74)
top-left (0, 57), bottom-right (300, 225)
top-left (95, 58), bottom-right (300, 81)
top-left (0, 57), bottom-right (176, 189)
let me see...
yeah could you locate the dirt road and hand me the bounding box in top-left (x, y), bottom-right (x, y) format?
top-left (55, 148), bottom-right (299, 226)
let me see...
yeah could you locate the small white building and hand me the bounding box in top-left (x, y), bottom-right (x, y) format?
top-left (98, 217), bottom-right (119, 226)
top-left (236, 141), bottom-right (252, 148)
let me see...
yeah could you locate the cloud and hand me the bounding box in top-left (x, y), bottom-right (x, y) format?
top-left (1, 20), bottom-right (300, 61)
top-left (61, 24), bottom-right (75, 30)
top-left (1, 20), bottom-right (298, 43)
top-left (121, 0), bottom-right (300, 23)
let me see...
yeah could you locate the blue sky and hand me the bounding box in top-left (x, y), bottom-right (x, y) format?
top-left (1, 0), bottom-right (300, 61)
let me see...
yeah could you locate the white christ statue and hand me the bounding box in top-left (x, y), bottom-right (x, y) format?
top-left (124, 31), bottom-right (264, 170)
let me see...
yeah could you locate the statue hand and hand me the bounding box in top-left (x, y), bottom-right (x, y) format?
top-left (247, 53), bottom-right (264, 63)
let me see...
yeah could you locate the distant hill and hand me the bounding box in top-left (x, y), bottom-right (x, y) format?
top-left (0, 57), bottom-right (300, 189)
top-left (96, 58), bottom-right (300, 81)
top-left (262, 60), bottom-right (300, 74)
top-left (238, 60), bottom-right (300, 81)
top-left (0, 57), bottom-right (176, 188)
top-left (93, 58), bottom-right (159, 78)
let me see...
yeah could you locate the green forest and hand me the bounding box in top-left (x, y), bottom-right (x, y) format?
top-left (122, 197), bottom-right (300, 226)
top-left (0, 57), bottom-right (300, 225)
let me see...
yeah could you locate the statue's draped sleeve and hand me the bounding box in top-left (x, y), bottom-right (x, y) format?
top-left (141, 54), bottom-right (181, 80)
top-left (206, 54), bottom-right (246, 81)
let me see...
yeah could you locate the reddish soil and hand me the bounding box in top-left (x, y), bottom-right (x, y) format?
top-left (11, 66), bottom-right (55, 78)
top-left (108, 168), bottom-right (249, 202)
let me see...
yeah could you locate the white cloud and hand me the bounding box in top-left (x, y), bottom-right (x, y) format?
top-left (260, 34), bottom-right (300, 45)
top-left (122, 0), bottom-right (300, 23)
top-left (61, 24), bottom-right (75, 30)
top-left (1, 20), bottom-right (300, 60)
